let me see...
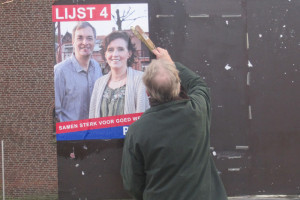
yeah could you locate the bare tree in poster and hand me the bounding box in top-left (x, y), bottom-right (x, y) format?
top-left (112, 7), bottom-right (145, 31)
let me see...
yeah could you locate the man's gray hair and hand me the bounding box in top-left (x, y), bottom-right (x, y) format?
top-left (143, 59), bottom-right (180, 104)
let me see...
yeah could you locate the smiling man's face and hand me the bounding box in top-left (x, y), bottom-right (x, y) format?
top-left (73, 26), bottom-right (95, 59)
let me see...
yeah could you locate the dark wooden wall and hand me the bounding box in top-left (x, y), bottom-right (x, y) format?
top-left (55, 0), bottom-right (300, 198)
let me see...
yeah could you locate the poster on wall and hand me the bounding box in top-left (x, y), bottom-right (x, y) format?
top-left (52, 3), bottom-right (150, 199)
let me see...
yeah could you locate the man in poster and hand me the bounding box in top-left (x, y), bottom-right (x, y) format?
top-left (54, 21), bottom-right (102, 122)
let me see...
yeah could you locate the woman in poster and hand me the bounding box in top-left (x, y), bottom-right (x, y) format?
top-left (89, 31), bottom-right (150, 118)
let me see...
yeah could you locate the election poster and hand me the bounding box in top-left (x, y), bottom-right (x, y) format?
top-left (53, 3), bottom-right (150, 199)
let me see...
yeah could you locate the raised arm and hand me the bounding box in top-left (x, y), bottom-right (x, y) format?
top-left (152, 47), bottom-right (210, 114)
top-left (175, 62), bottom-right (210, 104)
top-left (151, 47), bottom-right (210, 104)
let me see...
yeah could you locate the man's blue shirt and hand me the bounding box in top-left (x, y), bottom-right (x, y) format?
top-left (54, 54), bottom-right (102, 122)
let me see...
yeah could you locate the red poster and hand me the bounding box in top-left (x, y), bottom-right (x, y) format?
top-left (52, 4), bottom-right (111, 21)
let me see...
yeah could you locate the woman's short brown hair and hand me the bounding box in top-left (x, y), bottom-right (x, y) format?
top-left (100, 31), bottom-right (137, 67)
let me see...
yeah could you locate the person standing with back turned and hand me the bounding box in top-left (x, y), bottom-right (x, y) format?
top-left (121, 47), bottom-right (228, 200)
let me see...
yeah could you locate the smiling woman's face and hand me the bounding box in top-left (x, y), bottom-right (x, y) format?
top-left (105, 38), bottom-right (132, 70)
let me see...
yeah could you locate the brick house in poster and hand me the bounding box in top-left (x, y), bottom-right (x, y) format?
top-left (55, 29), bottom-right (151, 74)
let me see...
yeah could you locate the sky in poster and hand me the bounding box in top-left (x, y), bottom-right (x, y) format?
top-left (56, 3), bottom-right (149, 36)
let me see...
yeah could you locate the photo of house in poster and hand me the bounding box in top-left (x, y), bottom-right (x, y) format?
top-left (54, 4), bottom-right (150, 72)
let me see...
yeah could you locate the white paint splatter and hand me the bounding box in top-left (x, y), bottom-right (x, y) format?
top-left (248, 60), bottom-right (253, 67)
top-left (212, 151), bottom-right (217, 156)
top-left (228, 155), bottom-right (242, 159)
top-left (228, 168), bottom-right (241, 172)
top-left (283, 25), bottom-right (286, 28)
top-left (259, 34), bottom-right (262, 38)
top-left (75, 164), bottom-right (79, 167)
top-left (70, 152), bottom-right (75, 159)
top-left (82, 171), bottom-right (85, 175)
top-left (280, 34), bottom-right (283, 38)
top-left (226, 20), bottom-right (229, 25)
top-left (225, 64), bottom-right (231, 70)
top-left (290, 29), bottom-right (296, 38)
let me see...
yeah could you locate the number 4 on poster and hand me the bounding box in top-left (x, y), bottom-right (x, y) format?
top-left (52, 4), bottom-right (111, 22)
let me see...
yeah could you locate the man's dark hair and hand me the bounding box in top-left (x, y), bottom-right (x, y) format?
top-left (72, 21), bottom-right (96, 41)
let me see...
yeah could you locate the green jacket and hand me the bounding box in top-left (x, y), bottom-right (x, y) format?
top-left (121, 62), bottom-right (228, 200)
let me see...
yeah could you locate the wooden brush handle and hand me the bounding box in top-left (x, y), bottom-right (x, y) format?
top-left (131, 25), bottom-right (156, 51)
